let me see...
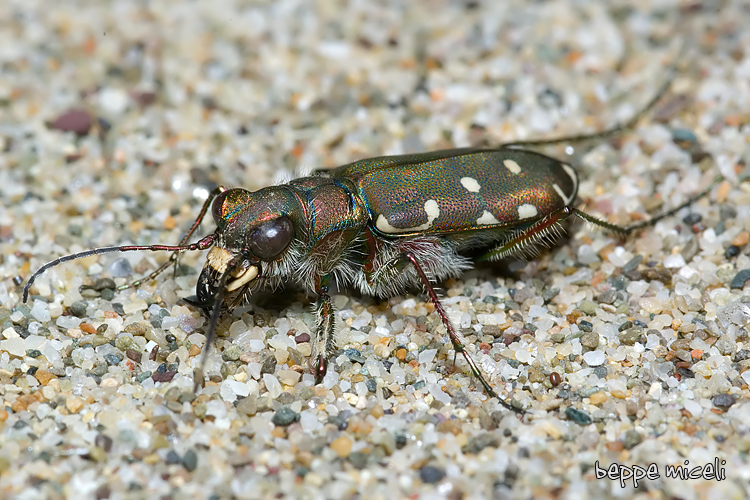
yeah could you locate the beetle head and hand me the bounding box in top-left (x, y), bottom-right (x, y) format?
top-left (195, 187), bottom-right (301, 306)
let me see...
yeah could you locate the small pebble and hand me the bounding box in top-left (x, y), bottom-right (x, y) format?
top-left (726, 245), bottom-right (741, 259)
top-left (222, 345), bottom-right (243, 362)
top-left (330, 436), bottom-right (353, 458)
top-left (49, 109), bottom-right (92, 135)
top-left (681, 237), bottom-right (699, 262)
top-left (482, 325), bottom-right (503, 338)
top-left (578, 301), bottom-right (598, 315)
top-left (542, 287), bottom-right (560, 302)
top-left (182, 450), bottom-right (198, 472)
top-left (35, 370), bottom-right (56, 385)
top-left (419, 465), bottom-right (446, 484)
top-left (672, 128), bottom-right (697, 143)
top-left (565, 407), bottom-right (592, 425)
top-left (597, 289), bottom-right (616, 305)
top-left (731, 269), bottom-right (750, 288)
top-left (66, 397), bottom-right (85, 413)
top-left (580, 332), bottom-right (599, 349)
top-left (712, 394), bottom-right (737, 410)
top-left (619, 329), bottom-right (644, 346)
top-left (589, 391), bottom-right (607, 405)
top-left (104, 353), bottom-right (123, 366)
top-left (622, 255), bottom-right (643, 273)
top-left (165, 450), bottom-right (181, 465)
top-left (94, 278), bottom-right (116, 291)
top-left (682, 213), bottom-right (702, 225)
top-left (623, 430), bottom-right (643, 449)
top-left (582, 351), bottom-right (605, 366)
top-left (733, 231), bottom-right (750, 247)
top-left (344, 348), bottom-right (366, 364)
top-left (528, 366), bottom-right (545, 383)
top-left (550, 333), bottom-right (565, 343)
top-left (95, 434), bottom-right (113, 453)
top-left (236, 396), bottom-right (258, 416)
top-left (152, 372), bottom-right (176, 383)
top-left (715, 338), bottom-right (736, 356)
top-left (70, 301), bottom-right (88, 317)
top-left (272, 406), bottom-right (299, 426)
top-left (261, 356), bottom-right (277, 375)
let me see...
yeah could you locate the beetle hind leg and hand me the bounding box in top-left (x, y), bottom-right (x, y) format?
top-left (480, 175), bottom-right (721, 263)
top-left (478, 207), bottom-right (571, 262)
top-left (403, 252), bottom-right (522, 414)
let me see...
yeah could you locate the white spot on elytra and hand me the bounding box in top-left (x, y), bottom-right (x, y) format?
top-left (376, 199), bottom-right (441, 234)
top-left (503, 159), bottom-right (522, 174)
top-left (561, 163), bottom-right (577, 189)
top-left (424, 199), bottom-right (440, 219)
top-left (557, 163), bottom-right (578, 203)
top-left (460, 177), bottom-right (481, 192)
top-left (476, 210), bottom-right (501, 225)
top-left (517, 204), bottom-right (538, 219)
top-left (553, 183), bottom-right (572, 206)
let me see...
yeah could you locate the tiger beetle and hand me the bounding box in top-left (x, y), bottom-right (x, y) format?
top-left (23, 86), bottom-right (718, 414)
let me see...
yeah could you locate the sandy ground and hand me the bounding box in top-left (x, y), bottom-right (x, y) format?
top-left (1, 1), bottom-right (750, 499)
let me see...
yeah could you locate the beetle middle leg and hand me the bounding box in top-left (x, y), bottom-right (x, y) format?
top-left (118, 186), bottom-right (227, 291)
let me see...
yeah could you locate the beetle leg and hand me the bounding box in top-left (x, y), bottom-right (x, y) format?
top-left (481, 175), bottom-right (721, 262)
top-left (311, 276), bottom-right (336, 384)
top-left (478, 207), bottom-right (570, 262)
top-left (118, 186), bottom-right (227, 291)
top-left (403, 252), bottom-right (521, 414)
top-left (503, 47), bottom-right (682, 149)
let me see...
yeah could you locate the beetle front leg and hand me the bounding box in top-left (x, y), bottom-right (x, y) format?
top-left (310, 275), bottom-right (336, 384)
top-left (403, 252), bottom-right (521, 414)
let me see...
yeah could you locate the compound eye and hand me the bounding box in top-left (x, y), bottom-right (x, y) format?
top-left (247, 217), bottom-right (294, 260)
top-left (211, 189), bottom-right (230, 224)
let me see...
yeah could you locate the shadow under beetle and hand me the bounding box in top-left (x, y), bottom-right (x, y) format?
top-left (23, 89), bottom-right (718, 414)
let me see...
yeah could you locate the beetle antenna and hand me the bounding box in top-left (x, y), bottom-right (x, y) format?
top-left (504, 44), bottom-right (685, 149)
top-left (572, 175), bottom-right (723, 234)
top-left (23, 234), bottom-right (215, 303)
